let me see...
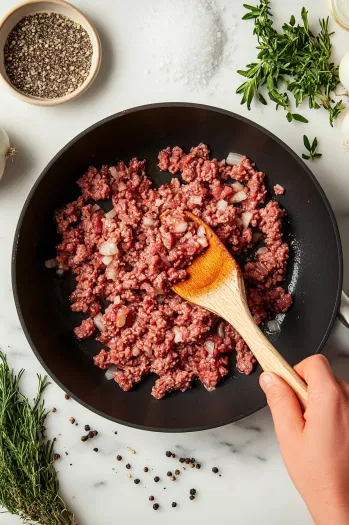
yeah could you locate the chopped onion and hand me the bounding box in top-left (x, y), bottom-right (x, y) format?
top-left (231, 181), bottom-right (244, 192)
top-left (226, 152), bottom-right (244, 166)
top-left (174, 221), bottom-right (188, 233)
top-left (144, 345), bottom-right (153, 356)
top-left (106, 267), bottom-right (117, 280)
top-left (197, 226), bottom-right (206, 237)
top-left (105, 365), bottom-right (117, 380)
top-left (241, 212), bottom-right (253, 229)
top-left (143, 217), bottom-right (156, 226)
top-left (173, 326), bottom-right (183, 343)
top-left (190, 196), bottom-right (202, 205)
top-left (116, 311), bottom-right (126, 328)
top-left (217, 322), bottom-right (225, 338)
top-left (132, 347), bottom-right (140, 357)
top-left (252, 232), bottom-right (263, 243)
top-left (45, 258), bottom-right (58, 269)
top-left (102, 255), bottom-right (113, 266)
top-left (204, 340), bottom-right (215, 355)
top-left (92, 204), bottom-right (101, 212)
top-left (105, 209), bottom-right (116, 219)
top-left (109, 166), bottom-right (118, 179)
top-left (229, 191), bottom-right (247, 204)
top-left (183, 231), bottom-right (193, 240)
top-left (217, 199), bottom-right (228, 211)
top-left (267, 320), bottom-right (281, 333)
top-left (94, 313), bottom-right (105, 332)
top-left (114, 295), bottom-right (121, 305)
top-left (198, 237), bottom-right (208, 247)
top-left (100, 242), bottom-right (119, 256)
top-left (256, 247), bottom-right (268, 256)
top-left (155, 199), bottom-right (162, 207)
top-left (118, 182), bottom-right (127, 191)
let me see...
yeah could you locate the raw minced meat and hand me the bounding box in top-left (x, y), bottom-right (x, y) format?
top-left (55, 144), bottom-right (292, 399)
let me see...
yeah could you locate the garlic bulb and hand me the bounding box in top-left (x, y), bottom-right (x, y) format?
top-left (339, 50), bottom-right (349, 92)
top-left (0, 128), bottom-right (15, 180)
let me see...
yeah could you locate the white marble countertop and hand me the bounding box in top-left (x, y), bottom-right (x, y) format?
top-left (1, 1), bottom-right (349, 524)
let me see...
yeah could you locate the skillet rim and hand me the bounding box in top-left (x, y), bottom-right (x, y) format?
top-left (11, 102), bottom-right (343, 432)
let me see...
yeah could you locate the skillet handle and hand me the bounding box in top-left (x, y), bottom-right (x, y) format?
top-left (339, 291), bottom-right (349, 329)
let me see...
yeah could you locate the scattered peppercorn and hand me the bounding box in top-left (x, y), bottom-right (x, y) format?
top-left (131, 449), bottom-right (136, 455)
top-left (175, 470), bottom-right (180, 476)
top-left (144, 467), bottom-right (149, 472)
top-left (134, 479), bottom-right (140, 484)
top-left (81, 435), bottom-right (88, 442)
top-left (149, 496), bottom-right (155, 501)
top-left (69, 417), bottom-right (75, 424)
top-left (189, 495), bottom-right (195, 501)
top-left (190, 489), bottom-right (197, 496)
top-left (65, 452), bottom-right (69, 456)
top-left (172, 453), bottom-right (176, 458)
top-left (166, 451), bottom-right (172, 457)
top-left (93, 430), bottom-right (98, 436)
top-left (170, 476), bottom-right (176, 481)
top-left (185, 458), bottom-right (190, 464)
top-left (116, 455), bottom-right (122, 461)
top-left (154, 476), bottom-right (160, 482)
top-left (127, 473), bottom-right (132, 479)
top-left (53, 453), bottom-right (60, 460)
top-left (179, 458), bottom-right (185, 463)
top-left (167, 471), bottom-right (172, 477)
top-left (196, 463), bottom-right (201, 469)
top-left (126, 464), bottom-right (131, 470)
top-left (51, 407), bottom-right (57, 413)
top-left (84, 425), bottom-right (90, 431)
top-left (190, 458), bottom-right (195, 463)
top-left (65, 394), bottom-right (70, 400)
top-left (153, 503), bottom-right (159, 511)
top-left (212, 467), bottom-right (219, 474)
top-left (114, 431), bottom-right (118, 434)
top-left (190, 463), bottom-right (195, 468)
top-left (172, 502), bottom-right (177, 508)
top-left (88, 431), bottom-right (95, 439)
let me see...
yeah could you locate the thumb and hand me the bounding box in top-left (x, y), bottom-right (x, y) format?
top-left (260, 372), bottom-right (305, 442)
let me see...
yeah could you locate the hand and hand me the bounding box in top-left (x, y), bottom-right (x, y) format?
top-left (260, 355), bottom-right (349, 525)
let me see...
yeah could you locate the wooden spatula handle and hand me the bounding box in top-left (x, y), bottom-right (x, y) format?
top-left (215, 284), bottom-right (308, 409)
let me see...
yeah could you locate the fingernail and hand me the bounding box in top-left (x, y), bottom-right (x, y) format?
top-left (260, 373), bottom-right (274, 392)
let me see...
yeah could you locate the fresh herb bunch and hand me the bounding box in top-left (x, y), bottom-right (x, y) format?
top-left (237, 1), bottom-right (345, 126)
top-left (0, 352), bottom-right (76, 525)
top-left (302, 135), bottom-right (322, 160)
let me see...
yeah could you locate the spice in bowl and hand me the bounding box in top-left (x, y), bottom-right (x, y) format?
top-left (4, 12), bottom-right (92, 99)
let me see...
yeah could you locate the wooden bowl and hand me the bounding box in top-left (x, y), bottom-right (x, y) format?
top-left (0, 0), bottom-right (101, 106)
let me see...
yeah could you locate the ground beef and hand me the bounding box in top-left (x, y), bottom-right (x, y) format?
top-left (274, 184), bottom-right (285, 195)
top-left (55, 144), bottom-right (292, 399)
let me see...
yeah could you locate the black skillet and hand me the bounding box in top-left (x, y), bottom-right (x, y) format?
top-left (12, 103), bottom-right (343, 432)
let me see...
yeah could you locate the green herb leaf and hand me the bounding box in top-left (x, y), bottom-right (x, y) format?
top-left (303, 134), bottom-right (311, 151)
top-left (302, 153), bottom-right (311, 159)
top-left (258, 92), bottom-right (267, 104)
top-left (290, 15), bottom-right (296, 26)
top-left (303, 135), bottom-right (321, 160)
top-left (292, 113), bottom-right (309, 123)
top-left (286, 112), bottom-right (293, 122)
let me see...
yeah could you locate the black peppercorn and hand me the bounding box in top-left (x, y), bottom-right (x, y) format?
top-left (93, 448), bottom-right (98, 452)
top-left (65, 393), bottom-right (70, 400)
top-left (149, 495), bottom-right (154, 501)
top-left (170, 476), bottom-right (176, 481)
top-left (81, 435), bottom-right (88, 442)
top-left (134, 478), bottom-right (140, 484)
top-left (114, 431), bottom-right (117, 434)
top-left (179, 457), bottom-right (185, 463)
top-left (172, 453), bottom-right (176, 458)
top-left (212, 467), bottom-right (219, 473)
top-left (126, 464), bottom-right (131, 469)
top-left (154, 476), bottom-right (160, 482)
top-left (189, 495), bottom-right (195, 501)
top-left (153, 503), bottom-right (159, 510)
top-left (144, 467), bottom-right (149, 472)
top-left (196, 463), bottom-right (201, 469)
top-left (84, 425), bottom-right (90, 432)
top-left (53, 453), bottom-right (60, 460)
top-left (190, 489), bottom-right (196, 496)
top-left (172, 502), bottom-right (177, 508)
top-left (185, 458), bottom-right (190, 464)
top-left (167, 471), bottom-right (172, 477)
top-left (166, 451), bottom-right (172, 457)
top-left (175, 469), bottom-right (180, 476)
top-left (88, 431), bottom-right (95, 439)
top-left (116, 455), bottom-right (122, 461)
top-left (190, 458), bottom-right (195, 463)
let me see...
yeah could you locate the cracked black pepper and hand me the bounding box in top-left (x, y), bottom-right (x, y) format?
top-left (4, 13), bottom-right (92, 99)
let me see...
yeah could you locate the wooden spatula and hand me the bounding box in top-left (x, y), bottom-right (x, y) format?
top-left (172, 211), bottom-right (308, 408)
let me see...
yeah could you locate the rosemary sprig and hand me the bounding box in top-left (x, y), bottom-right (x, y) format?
top-left (302, 135), bottom-right (322, 160)
top-left (0, 352), bottom-right (76, 525)
top-left (237, 1), bottom-right (345, 126)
